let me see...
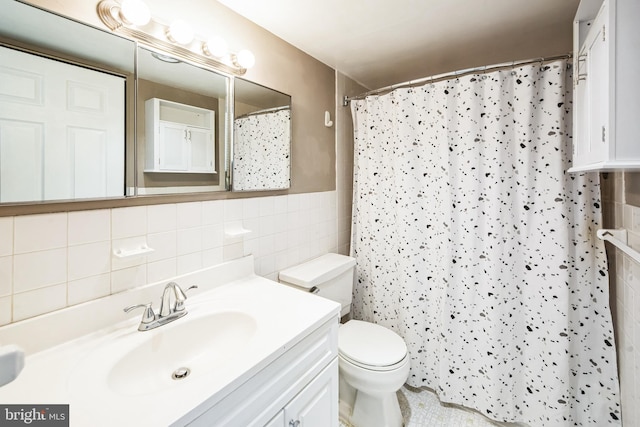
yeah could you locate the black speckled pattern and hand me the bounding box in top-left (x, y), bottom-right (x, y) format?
top-left (349, 60), bottom-right (621, 426)
top-left (233, 109), bottom-right (290, 190)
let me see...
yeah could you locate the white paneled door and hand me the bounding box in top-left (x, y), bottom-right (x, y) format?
top-left (0, 45), bottom-right (125, 202)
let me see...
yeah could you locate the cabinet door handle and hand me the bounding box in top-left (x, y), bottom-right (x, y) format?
top-left (575, 54), bottom-right (587, 85)
top-left (289, 420), bottom-right (300, 427)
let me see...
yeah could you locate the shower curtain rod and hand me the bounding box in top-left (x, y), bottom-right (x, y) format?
top-left (236, 105), bottom-right (289, 119)
top-left (342, 53), bottom-right (572, 106)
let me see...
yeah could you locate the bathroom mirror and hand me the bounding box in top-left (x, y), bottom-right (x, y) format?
top-left (0, 0), bottom-right (294, 209)
top-left (136, 46), bottom-right (230, 195)
top-left (233, 78), bottom-right (291, 191)
top-left (0, 0), bottom-right (135, 203)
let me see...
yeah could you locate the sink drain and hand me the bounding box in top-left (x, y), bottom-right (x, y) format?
top-left (171, 367), bottom-right (191, 380)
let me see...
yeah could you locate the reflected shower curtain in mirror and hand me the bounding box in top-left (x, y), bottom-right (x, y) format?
top-left (350, 60), bottom-right (621, 425)
top-left (233, 108), bottom-right (290, 190)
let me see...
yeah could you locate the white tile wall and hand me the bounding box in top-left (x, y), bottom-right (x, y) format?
top-left (0, 191), bottom-right (338, 325)
top-left (0, 217), bottom-right (13, 256)
top-left (615, 203), bottom-right (640, 426)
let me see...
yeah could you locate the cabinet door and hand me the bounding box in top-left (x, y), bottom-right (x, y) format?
top-left (585, 3), bottom-right (609, 164)
top-left (284, 359), bottom-right (338, 427)
top-left (264, 410), bottom-right (284, 427)
top-left (159, 122), bottom-right (188, 171)
top-left (188, 127), bottom-right (214, 172)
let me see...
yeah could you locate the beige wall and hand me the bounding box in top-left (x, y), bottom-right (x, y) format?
top-left (335, 73), bottom-right (366, 255)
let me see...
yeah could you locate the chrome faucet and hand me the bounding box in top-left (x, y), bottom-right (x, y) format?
top-left (124, 282), bottom-right (198, 331)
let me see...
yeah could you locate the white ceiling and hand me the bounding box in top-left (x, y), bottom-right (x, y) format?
top-left (216, 0), bottom-right (580, 90)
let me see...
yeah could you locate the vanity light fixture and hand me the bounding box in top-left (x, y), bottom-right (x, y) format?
top-left (97, 0), bottom-right (254, 75)
top-left (166, 20), bottom-right (194, 45)
top-left (235, 49), bottom-right (256, 69)
top-left (118, 0), bottom-right (150, 26)
top-left (203, 36), bottom-right (228, 58)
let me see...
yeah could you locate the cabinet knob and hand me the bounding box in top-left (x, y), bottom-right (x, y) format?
top-left (289, 420), bottom-right (300, 427)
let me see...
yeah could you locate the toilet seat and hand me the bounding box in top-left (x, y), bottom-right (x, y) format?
top-left (338, 320), bottom-right (407, 371)
top-left (339, 352), bottom-right (409, 372)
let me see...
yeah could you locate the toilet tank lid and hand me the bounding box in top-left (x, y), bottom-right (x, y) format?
top-left (279, 253), bottom-right (356, 289)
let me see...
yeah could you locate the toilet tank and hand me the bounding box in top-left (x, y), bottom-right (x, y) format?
top-left (279, 253), bottom-right (356, 317)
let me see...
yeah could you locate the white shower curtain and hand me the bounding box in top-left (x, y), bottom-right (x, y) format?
top-left (350, 60), bottom-right (621, 426)
top-left (233, 108), bottom-right (290, 190)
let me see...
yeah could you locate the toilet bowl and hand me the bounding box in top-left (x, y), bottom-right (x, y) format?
top-left (338, 319), bottom-right (409, 427)
top-left (279, 254), bottom-right (410, 427)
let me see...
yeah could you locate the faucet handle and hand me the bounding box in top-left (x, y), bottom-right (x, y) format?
top-left (175, 285), bottom-right (198, 312)
top-left (124, 303), bottom-right (156, 327)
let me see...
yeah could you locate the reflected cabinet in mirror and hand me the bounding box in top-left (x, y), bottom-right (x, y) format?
top-left (233, 78), bottom-right (291, 191)
top-left (136, 46), bottom-right (229, 195)
top-left (0, 0), bottom-right (135, 203)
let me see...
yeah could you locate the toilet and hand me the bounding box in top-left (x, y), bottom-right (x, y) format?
top-left (279, 253), bottom-right (410, 427)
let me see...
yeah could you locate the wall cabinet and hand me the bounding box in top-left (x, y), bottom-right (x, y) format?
top-left (145, 98), bottom-right (216, 173)
top-left (570, 0), bottom-right (640, 172)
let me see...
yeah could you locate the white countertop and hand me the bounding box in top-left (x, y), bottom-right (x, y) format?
top-left (0, 256), bottom-right (340, 426)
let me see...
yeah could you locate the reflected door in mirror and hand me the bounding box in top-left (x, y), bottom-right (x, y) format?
top-left (0, 46), bottom-right (125, 202)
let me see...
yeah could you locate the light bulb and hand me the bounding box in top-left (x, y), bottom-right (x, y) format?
top-left (236, 49), bottom-right (255, 69)
top-left (167, 20), bottom-right (194, 45)
top-left (204, 36), bottom-right (228, 58)
top-left (119, 0), bottom-right (151, 26)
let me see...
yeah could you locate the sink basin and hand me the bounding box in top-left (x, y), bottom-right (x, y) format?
top-left (109, 311), bottom-right (257, 395)
top-left (69, 311), bottom-right (257, 396)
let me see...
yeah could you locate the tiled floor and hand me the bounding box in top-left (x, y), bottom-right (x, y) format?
top-left (340, 385), bottom-right (511, 427)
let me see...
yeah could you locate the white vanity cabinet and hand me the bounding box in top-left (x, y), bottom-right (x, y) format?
top-left (182, 318), bottom-right (339, 427)
top-left (570, 0), bottom-right (640, 172)
top-left (145, 98), bottom-right (216, 173)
